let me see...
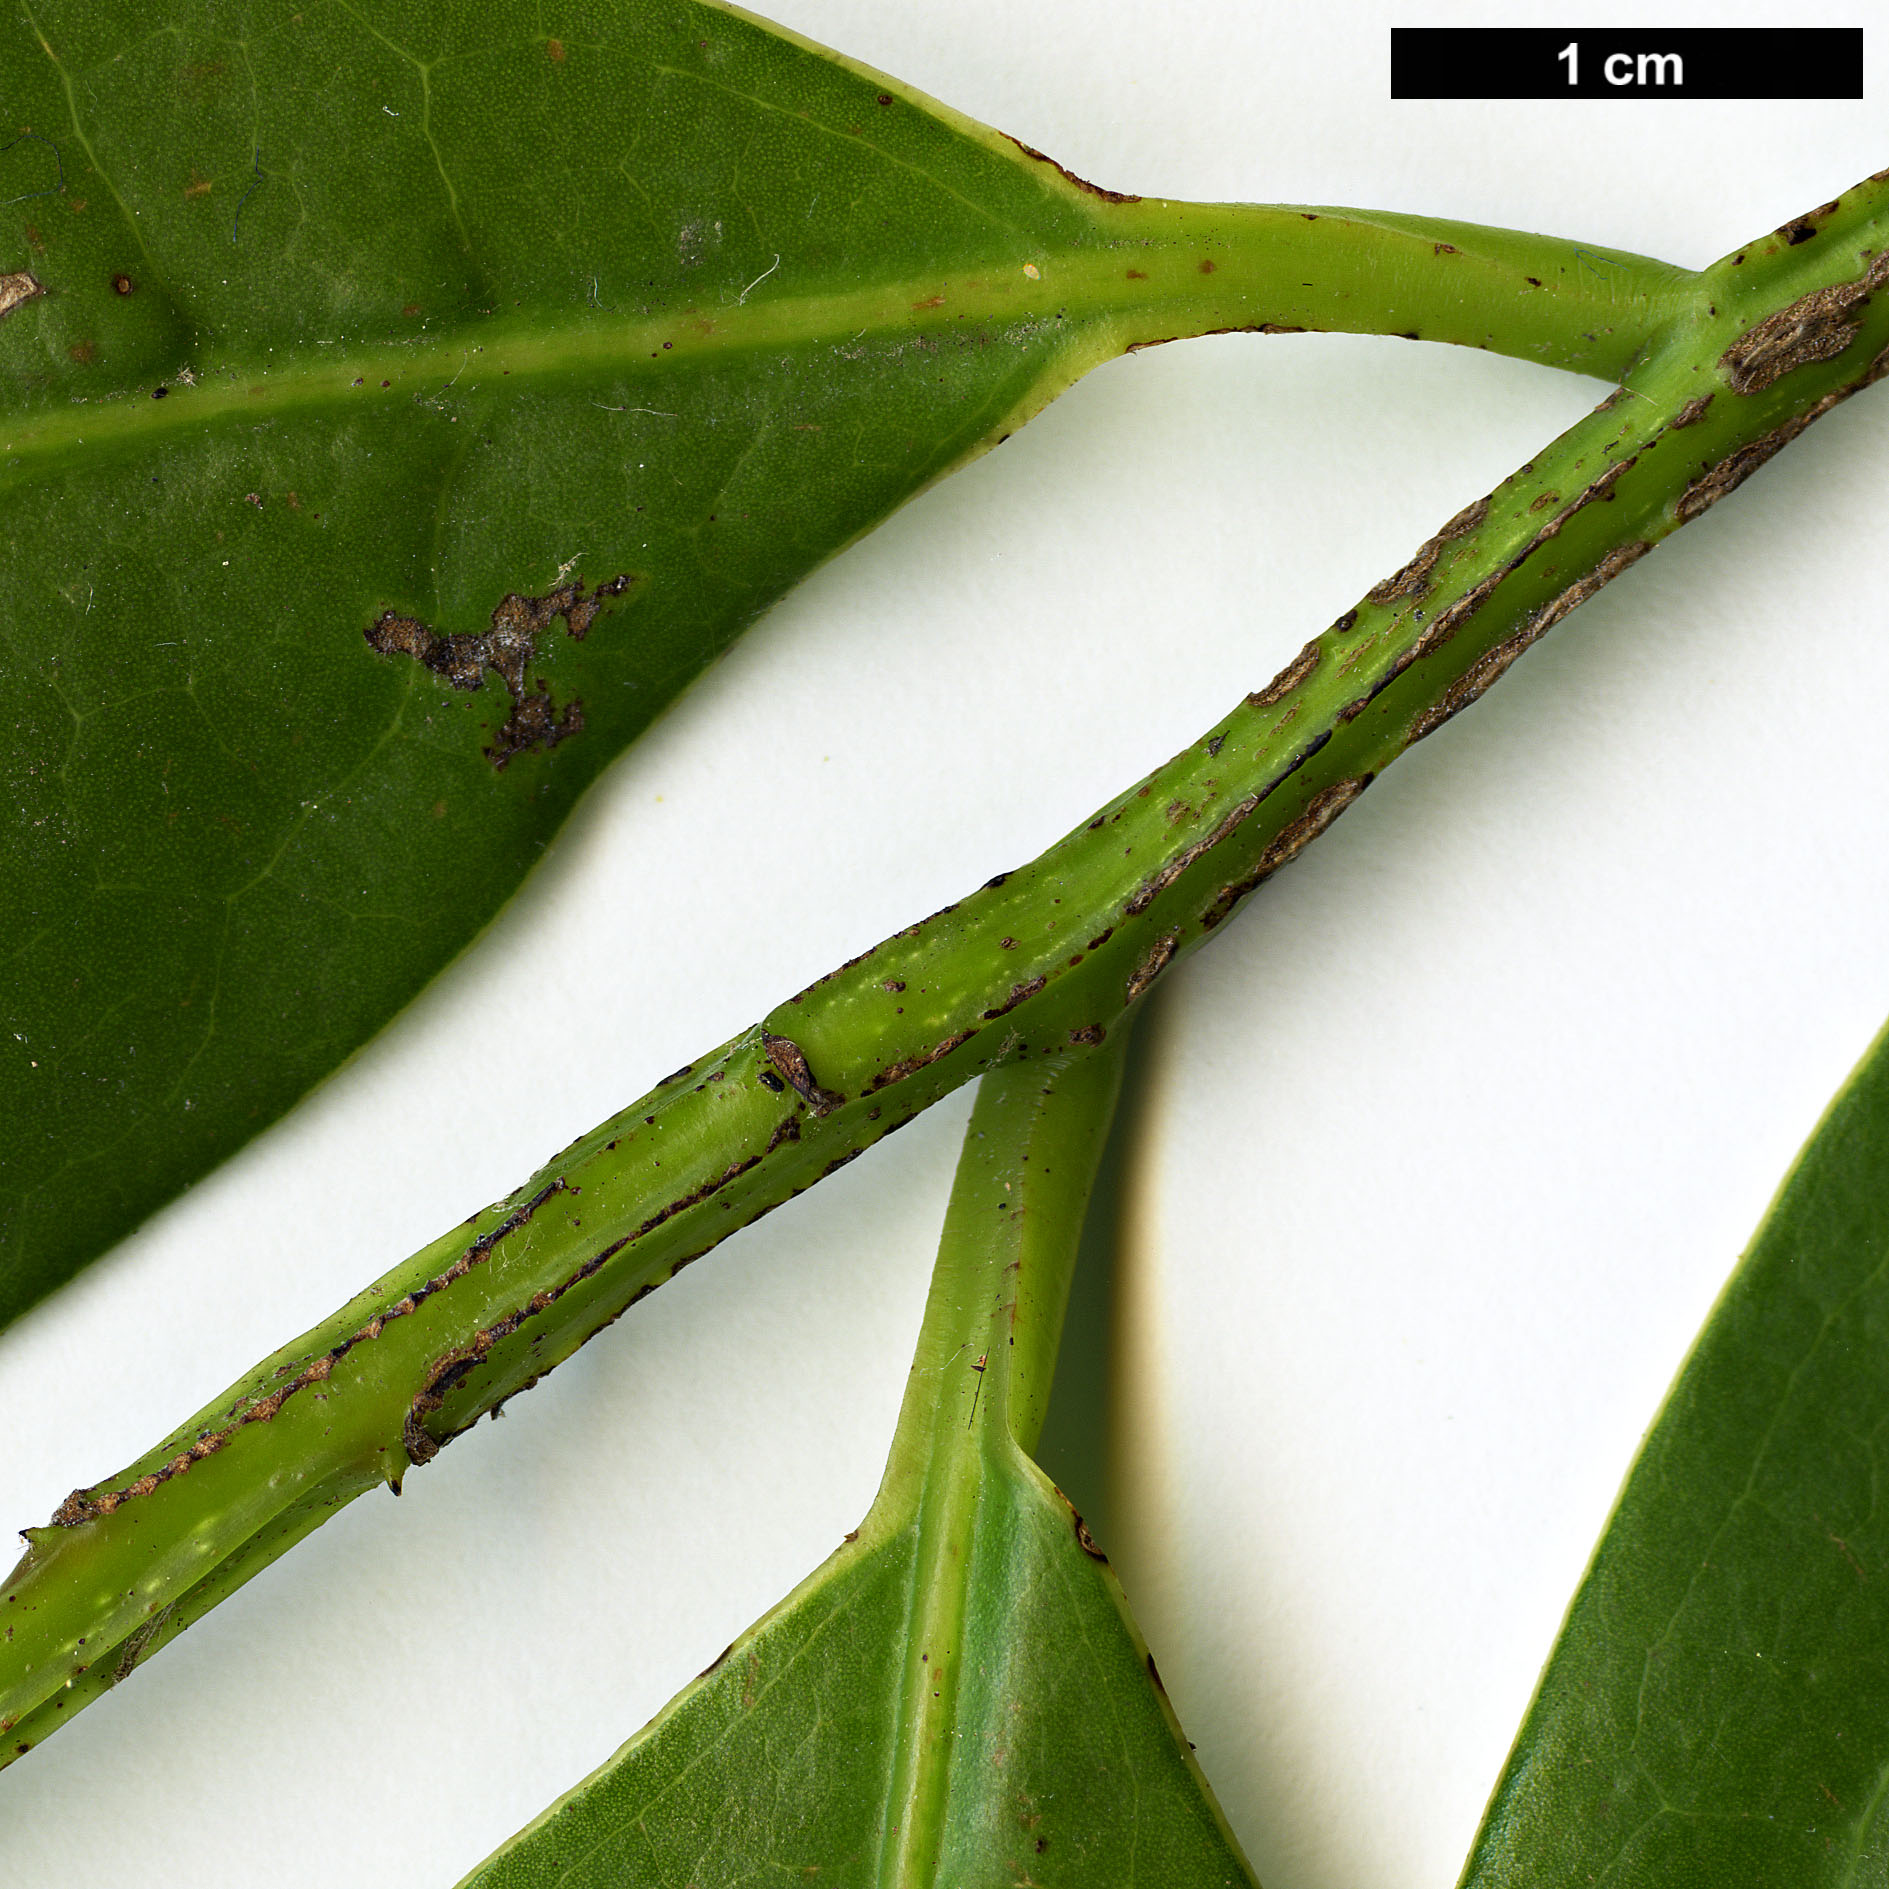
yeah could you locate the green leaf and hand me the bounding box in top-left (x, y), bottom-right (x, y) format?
top-left (1460, 1012), bottom-right (1889, 1885)
top-left (459, 1040), bottom-right (1256, 1888)
top-left (0, 0), bottom-right (1689, 1331)
top-left (0, 0), bottom-right (1139, 1328)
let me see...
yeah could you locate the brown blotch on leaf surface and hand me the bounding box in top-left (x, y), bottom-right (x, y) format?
top-left (365, 574), bottom-right (635, 769)
top-left (0, 271), bottom-right (44, 321)
top-left (111, 272), bottom-right (133, 295)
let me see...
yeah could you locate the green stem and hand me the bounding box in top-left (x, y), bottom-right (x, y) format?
top-left (1075, 194), bottom-right (1692, 379)
top-left (5, 172), bottom-right (1886, 1767)
top-left (872, 1036), bottom-right (1129, 1883)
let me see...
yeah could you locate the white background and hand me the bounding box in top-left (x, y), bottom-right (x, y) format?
top-left (4, 3), bottom-right (1887, 1883)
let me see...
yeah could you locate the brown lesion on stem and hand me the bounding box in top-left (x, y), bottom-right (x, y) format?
top-left (1680, 337), bottom-right (1889, 524)
top-left (1719, 250), bottom-right (1889, 396)
top-left (1366, 495), bottom-right (1490, 607)
top-left (981, 976), bottom-right (1047, 1021)
top-left (406, 1134), bottom-right (786, 1466)
top-left (1124, 930), bottom-right (1179, 1004)
top-left (1248, 637), bottom-right (1322, 710)
top-left (1200, 778), bottom-right (1371, 931)
top-left (365, 574), bottom-right (636, 769)
top-left (863, 1025), bottom-right (980, 1097)
top-left (1407, 543), bottom-right (1654, 746)
top-left (1399, 453), bottom-right (1639, 671)
top-left (762, 1031), bottom-right (844, 1116)
top-left (1124, 790), bottom-right (1264, 918)
top-left (46, 1182), bottom-right (569, 1526)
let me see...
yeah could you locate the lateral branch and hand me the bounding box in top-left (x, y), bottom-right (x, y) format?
top-left (2, 172), bottom-right (1885, 1765)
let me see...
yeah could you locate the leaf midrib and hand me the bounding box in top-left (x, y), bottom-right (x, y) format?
top-left (0, 250), bottom-right (1169, 477)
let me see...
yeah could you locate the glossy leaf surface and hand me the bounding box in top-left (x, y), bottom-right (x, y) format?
top-left (461, 1043), bottom-right (1256, 1888)
top-left (1461, 1014), bottom-right (1889, 1885)
top-left (0, 0), bottom-right (1695, 1331)
top-left (0, 0), bottom-right (1125, 1326)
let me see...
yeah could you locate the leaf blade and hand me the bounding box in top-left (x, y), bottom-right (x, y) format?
top-left (0, 0), bottom-right (1118, 1327)
top-left (0, 0), bottom-right (1697, 1331)
top-left (1461, 1013), bottom-right (1889, 1885)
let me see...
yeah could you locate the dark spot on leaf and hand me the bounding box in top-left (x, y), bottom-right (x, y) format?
top-left (110, 272), bottom-right (132, 295)
top-left (876, 92), bottom-right (893, 105)
top-left (364, 573), bottom-right (636, 770)
top-left (65, 340), bottom-right (92, 365)
top-left (546, 37), bottom-right (565, 61)
top-left (1198, 258), bottom-right (1216, 274)
top-left (0, 271), bottom-right (43, 321)
top-left (151, 386), bottom-right (167, 399)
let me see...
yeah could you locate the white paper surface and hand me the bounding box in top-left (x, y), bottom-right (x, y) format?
top-left (3, 3), bottom-right (1884, 1883)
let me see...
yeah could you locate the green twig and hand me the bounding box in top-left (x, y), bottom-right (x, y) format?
top-left (4, 171), bottom-right (1885, 1765)
top-left (874, 1036), bottom-right (1132, 1879)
